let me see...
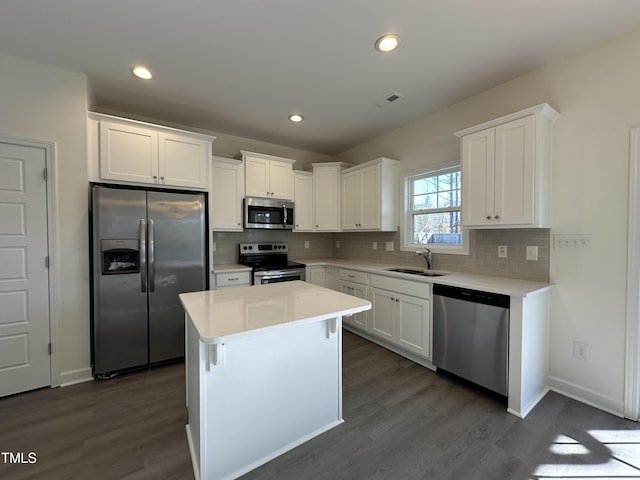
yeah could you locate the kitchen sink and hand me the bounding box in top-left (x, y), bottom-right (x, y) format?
top-left (385, 267), bottom-right (448, 277)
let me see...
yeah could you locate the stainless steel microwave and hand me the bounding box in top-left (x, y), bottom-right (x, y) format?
top-left (244, 197), bottom-right (294, 229)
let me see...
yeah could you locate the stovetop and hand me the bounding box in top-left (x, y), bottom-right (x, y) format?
top-left (238, 242), bottom-right (305, 271)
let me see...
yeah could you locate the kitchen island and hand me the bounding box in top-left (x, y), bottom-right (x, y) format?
top-left (179, 281), bottom-right (371, 480)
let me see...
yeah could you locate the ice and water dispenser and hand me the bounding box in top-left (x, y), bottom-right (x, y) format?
top-left (100, 239), bottom-right (139, 275)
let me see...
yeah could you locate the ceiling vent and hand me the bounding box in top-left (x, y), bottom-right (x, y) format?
top-left (376, 91), bottom-right (405, 108)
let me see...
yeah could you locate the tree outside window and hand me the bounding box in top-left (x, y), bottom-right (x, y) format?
top-left (408, 168), bottom-right (462, 246)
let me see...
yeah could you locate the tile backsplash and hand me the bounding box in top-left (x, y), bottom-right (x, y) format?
top-left (213, 228), bottom-right (550, 282)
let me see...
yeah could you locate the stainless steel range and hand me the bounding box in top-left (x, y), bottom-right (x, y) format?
top-left (239, 242), bottom-right (306, 285)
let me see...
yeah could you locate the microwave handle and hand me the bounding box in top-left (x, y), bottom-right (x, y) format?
top-left (283, 203), bottom-right (287, 227)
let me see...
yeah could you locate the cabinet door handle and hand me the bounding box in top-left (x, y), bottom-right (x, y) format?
top-left (486, 215), bottom-right (492, 220)
top-left (229, 277), bottom-right (239, 281)
top-left (495, 215), bottom-right (500, 219)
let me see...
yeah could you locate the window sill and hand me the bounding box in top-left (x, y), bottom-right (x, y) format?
top-left (400, 243), bottom-right (469, 255)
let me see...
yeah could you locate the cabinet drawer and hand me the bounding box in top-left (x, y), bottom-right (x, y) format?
top-left (338, 269), bottom-right (368, 284)
top-left (216, 271), bottom-right (251, 288)
top-left (370, 274), bottom-right (430, 299)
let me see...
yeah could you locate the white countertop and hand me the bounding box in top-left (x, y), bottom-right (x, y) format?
top-left (299, 258), bottom-right (552, 297)
top-left (212, 263), bottom-right (252, 274)
top-left (180, 281), bottom-right (371, 344)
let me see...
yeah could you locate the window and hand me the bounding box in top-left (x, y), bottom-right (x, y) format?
top-left (401, 166), bottom-right (468, 254)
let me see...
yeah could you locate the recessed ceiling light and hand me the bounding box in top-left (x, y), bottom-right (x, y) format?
top-left (288, 114), bottom-right (303, 123)
top-left (130, 66), bottom-right (153, 80)
top-left (375, 34), bottom-right (400, 53)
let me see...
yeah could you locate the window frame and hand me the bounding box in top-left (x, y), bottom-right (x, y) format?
top-left (400, 164), bottom-right (469, 255)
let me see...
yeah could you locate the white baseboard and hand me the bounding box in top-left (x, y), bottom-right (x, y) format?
top-left (547, 375), bottom-right (624, 418)
top-left (59, 367), bottom-right (93, 387)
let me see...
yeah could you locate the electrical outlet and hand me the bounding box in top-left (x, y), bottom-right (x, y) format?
top-left (573, 341), bottom-right (590, 361)
top-left (385, 241), bottom-right (394, 251)
top-left (498, 245), bottom-right (508, 258)
top-left (372, 242), bottom-right (377, 250)
top-left (304, 240), bottom-right (309, 249)
top-left (526, 246), bottom-right (539, 261)
top-left (336, 240), bottom-right (341, 249)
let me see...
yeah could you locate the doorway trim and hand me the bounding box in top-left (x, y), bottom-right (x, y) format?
top-left (1, 134), bottom-right (60, 388)
top-left (625, 126), bottom-right (640, 420)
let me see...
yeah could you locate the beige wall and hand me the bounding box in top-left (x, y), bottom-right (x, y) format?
top-left (335, 28), bottom-right (640, 414)
top-left (0, 54), bottom-right (91, 383)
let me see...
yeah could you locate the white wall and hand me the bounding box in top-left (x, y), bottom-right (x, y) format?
top-left (335, 28), bottom-right (640, 415)
top-left (0, 54), bottom-right (91, 384)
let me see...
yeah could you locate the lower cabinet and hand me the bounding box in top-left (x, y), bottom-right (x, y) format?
top-left (214, 271), bottom-right (251, 289)
top-left (339, 280), bottom-right (368, 330)
top-left (307, 267), bottom-right (432, 363)
top-left (338, 269), bottom-right (369, 331)
top-left (306, 266), bottom-right (339, 290)
top-left (369, 274), bottom-right (431, 360)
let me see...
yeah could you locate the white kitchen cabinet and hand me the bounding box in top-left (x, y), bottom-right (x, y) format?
top-left (312, 162), bottom-right (351, 232)
top-left (341, 157), bottom-right (398, 231)
top-left (210, 157), bottom-right (244, 231)
top-left (293, 171), bottom-right (314, 231)
top-left (88, 113), bottom-right (213, 190)
top-left (455, 103), bottom-right (559, 228)
top-left (242, 150), bottom-right (295, 200)
top-left (214, 271), bottom-right (252, 289)
top-left (338, 269), bottom-right (368, 330)
top-left (369, 274), bottom-right (430, 359)
top-left (307, 266), bottom-right (339, 290)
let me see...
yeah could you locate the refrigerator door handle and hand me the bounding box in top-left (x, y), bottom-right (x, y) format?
top-left (139, 219), bottom-right (147, 293)
top-left (148, 218), bottom-right (155, 292)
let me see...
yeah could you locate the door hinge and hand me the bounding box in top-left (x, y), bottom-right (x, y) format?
top-left (45, 256), bottom-right (50, 268)
top-left (43, 168), bottom-right (48, 182)
top-left (48, 343), bottom-right (52, 355)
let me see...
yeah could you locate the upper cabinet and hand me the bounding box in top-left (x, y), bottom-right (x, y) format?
top-left (88, 112), bottom-right (214, 190)
top-left (341, 157), bottom-right (399, 231)
top-left (455, 103), bottom-right (559, 228)
top-left (293, 171), bottom-right (314, 232)
top-left (312, 162), bottom-right (352, 232)
top-left (211, 157), bottom-right (244, 231)
top-left (242, 150), bottom-right (295, 200)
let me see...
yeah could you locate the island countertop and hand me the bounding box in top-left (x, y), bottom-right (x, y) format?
top-left (179, 280), bottom-right (371, 344)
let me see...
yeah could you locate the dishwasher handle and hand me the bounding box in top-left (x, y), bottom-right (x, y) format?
top-left (433, 283), bottom-right (510, 309)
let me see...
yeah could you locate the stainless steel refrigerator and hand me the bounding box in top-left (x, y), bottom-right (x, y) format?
top-left (90, 185), bottom-right (207, 377)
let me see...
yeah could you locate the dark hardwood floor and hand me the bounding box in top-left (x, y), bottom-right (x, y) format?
top-left (1, 331), bottom-right (639, 480)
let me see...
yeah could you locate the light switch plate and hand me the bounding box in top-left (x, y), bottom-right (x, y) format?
top-left (372, 242), bottom-right (377, 250)
top-left (385, 241), bottom-right (394, 251)
top-left (304, 241), bottom-right (309, 249)
top-left (554, 234), bottom-right (592, 251)
top-left (526, 246), bottom-right (538, 261)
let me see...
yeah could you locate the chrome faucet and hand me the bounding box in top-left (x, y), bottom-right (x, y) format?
top-left (414, 247), bottom-right (433, 270)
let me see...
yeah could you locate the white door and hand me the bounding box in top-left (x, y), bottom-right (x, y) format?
top-left (0, 142), bottom-right (50, 397)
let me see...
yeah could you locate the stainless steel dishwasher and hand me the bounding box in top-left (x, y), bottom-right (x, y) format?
top-left (432, 284), bottom-right (510, 396)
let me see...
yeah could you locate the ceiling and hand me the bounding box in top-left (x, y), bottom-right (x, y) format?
top-left (1, 1), bottom-right (640, 155)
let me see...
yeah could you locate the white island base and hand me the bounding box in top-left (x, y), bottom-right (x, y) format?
top-left (180, 282), bottom-right (371, 480)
